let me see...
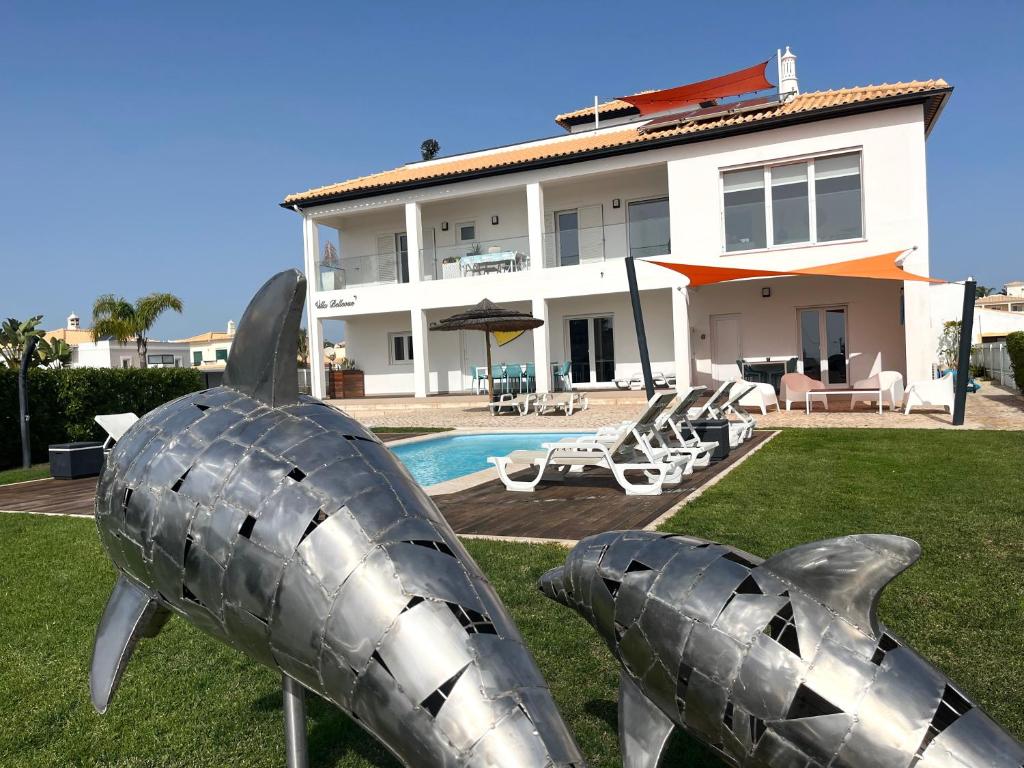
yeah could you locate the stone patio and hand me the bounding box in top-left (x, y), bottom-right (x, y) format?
top-left (328, 383), bottom-right (1024, 431)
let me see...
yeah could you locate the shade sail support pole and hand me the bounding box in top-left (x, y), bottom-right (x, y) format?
top-left (625, 256), bottom-right (655, 400)
top-left (19, 336), bottom-right (39, 469)
top-left (952, 278), bottom-right (976, 426)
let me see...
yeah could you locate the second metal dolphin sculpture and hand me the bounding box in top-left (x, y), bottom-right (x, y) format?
top-left (540, 530), bottom-right (1024, 768)
top-left (90, 269), bottom-right (585, 767)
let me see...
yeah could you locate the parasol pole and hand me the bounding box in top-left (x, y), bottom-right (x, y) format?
top-left (625, 255), bottom-right (655, 400)
top-left (485, 331), bottom-right (494, 401)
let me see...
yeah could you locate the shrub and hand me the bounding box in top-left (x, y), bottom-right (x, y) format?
top-left (0, 367), bottom-right (202, 469)
top-left (1007, 331), bottom-right (1024, 391)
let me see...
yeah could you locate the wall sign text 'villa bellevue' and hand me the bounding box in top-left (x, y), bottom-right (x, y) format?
top-left (315, 297), bottom-right (356, 309)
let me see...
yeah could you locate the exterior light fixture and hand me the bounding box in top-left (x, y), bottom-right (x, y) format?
top-left (441, 222), bottom-right (448, 231)
top-left (612, 198), bottom-right (621, 208)
top-left (491, 215), bottom-right (499, 225)
top-left (762, 287), bottom-right (772, 298)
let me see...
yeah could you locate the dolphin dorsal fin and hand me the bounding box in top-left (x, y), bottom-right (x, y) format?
top-left (761, 534), bottom-right (921, 637)
top-left (223, 269), bottom-right (306, 407)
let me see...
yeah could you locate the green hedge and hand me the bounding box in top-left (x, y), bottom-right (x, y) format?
top-left (0, 367), bottom-right (202, 469)
top-left (1008, 331), bottom-right (1024, 391)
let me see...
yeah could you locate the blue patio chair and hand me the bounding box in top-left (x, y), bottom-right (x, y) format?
top-left (557, 361), bottom-right (573, 391)
top-left (504, 364), bottom-right (524, 394)
top-left (491, 364), bottom-right (506, 394)
top-left (523, 362), bottom-right (536, 392)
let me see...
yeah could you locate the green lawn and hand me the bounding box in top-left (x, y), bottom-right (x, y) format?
top-left (0, 463), bottom-right (50, 486)
top-left (0, 429), bottom-right (1021, 766)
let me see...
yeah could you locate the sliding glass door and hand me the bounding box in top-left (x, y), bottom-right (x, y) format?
top-left (799, 307), bottom-right (848, 385)
top-left (566, 315), bottom-right (615, 384)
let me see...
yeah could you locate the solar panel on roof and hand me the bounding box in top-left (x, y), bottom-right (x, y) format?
top-left (638, 96), bottom-right (779, 134)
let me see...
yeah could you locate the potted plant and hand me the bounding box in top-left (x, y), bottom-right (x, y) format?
top-left (327, 358), bottom-right (364, 398)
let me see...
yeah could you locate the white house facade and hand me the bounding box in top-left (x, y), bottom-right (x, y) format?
top-left (284, 54), bottom-right (951, 400)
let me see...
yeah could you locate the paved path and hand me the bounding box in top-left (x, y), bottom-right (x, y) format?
top-left (329, 384), bottom-right (1024, 431)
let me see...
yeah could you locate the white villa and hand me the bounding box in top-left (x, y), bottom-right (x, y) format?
top-left (284, 50), bottom-right (952, 400)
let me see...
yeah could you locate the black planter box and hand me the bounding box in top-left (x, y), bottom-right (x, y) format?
top-left (690, 419), bottom-right (731, 462)
top-left (49, 441), bottom-right (104, 479)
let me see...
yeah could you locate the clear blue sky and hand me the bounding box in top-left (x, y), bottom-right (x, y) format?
top-left (2, 1), bottom-right (1021, 342)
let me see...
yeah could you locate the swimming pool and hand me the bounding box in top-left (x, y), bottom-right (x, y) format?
top-left (390, 432), bottom-right (590, 487)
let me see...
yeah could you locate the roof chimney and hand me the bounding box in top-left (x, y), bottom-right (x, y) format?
top-left (67, 312), bottom-right (80, 331)
top-left (227, 319), bottom-right (236, 336)
top-left (779, 46), bottom-right (799, 100)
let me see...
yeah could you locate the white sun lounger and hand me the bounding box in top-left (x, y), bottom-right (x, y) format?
top-left (488, 392), bottom-right (537, 416)
top-left (94, 412), bottom-right (139, 451)
top-left (488, 393), bottom-right (693, 495)
top-left (535, 391), bottom-right (588, 416)
top-left (701, 382), bottom-right (757, 447)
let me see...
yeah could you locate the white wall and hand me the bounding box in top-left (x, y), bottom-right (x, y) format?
top-left (72, 340), bottom-right (190, 368)
top-left (688, 276), bottom-right (905, 385)
top-left (931, 283), bottom-right (1024, 351)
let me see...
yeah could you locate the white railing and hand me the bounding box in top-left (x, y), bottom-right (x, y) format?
top-left (972, 342), bottom-right (1018, 391)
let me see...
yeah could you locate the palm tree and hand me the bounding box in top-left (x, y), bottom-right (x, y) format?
top-left (92, 292), bottom-right (184, 368)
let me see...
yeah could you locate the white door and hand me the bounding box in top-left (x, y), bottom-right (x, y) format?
top-left (710, 314), bottom-right (742, 383)
top-left (798, 306), bottom-right (848, 386)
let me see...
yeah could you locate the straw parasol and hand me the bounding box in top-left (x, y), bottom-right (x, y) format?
top-left (429, 299), bottom-right (543, 400)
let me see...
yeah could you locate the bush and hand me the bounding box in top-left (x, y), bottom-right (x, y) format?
top-left (0, 367), bottom-right (202, 469)
top-left (1008, 331), bottom-right (1024, 391)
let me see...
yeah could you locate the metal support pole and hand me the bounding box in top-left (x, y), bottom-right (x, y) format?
top-left (282, 674), bottom-right (309, 768)
top-left (625, 256), bottom-right (655, 400)
top-left (952, 278), bottom-right (976, 426)
top-left (18, 336), bottom-right (39, 469)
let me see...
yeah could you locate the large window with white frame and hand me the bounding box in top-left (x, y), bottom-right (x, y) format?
top-left (723, 152), bottom-right (863, 253)
top-left (627, 197), bottom-right (670, 258)
top-left (388, 332), bottom-right (414, 364)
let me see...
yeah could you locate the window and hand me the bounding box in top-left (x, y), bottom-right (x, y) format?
top-left (389, 332), bottom-right (414, 364)
top-left (457, 222), bottom-right (476, 242)
top-left (192, 351), bottom-right (202, 365)
top-left (723, 152), bottom-right (863, 252)
top-left (555, 210), bottom-right (580, 266)
top-left (1013, 303), bottom-right (1024, 312)
top-left (147, 354), bottom-right (176, 366)
top-left (120, 357), bottom-right (132, 368)
top-left (627, 197), bottom-right (670, 258)
top-left (215, 348), bottom-right (228, 362)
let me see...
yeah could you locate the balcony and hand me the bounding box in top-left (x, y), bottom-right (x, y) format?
top-left (422, 234), bottom-right (530, 281)
top-left (543, 219), bottom-right (670, 268)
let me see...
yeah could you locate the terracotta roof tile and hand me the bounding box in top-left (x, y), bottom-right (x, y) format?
top-left (554, 95), bottom-right (647, 127)
top-left (44, 328), bottom-right (95, 345)
top-left (173, 331), bottom-right (234, 343)
top-left (284, 81), bottom-right (949, 206)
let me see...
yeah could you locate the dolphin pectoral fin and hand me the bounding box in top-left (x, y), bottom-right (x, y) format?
top-left (618, 670), bottom-right (675, 768)
top-left (90, 574), bottom-right (170, 713)
top-left (760, 534), bottom-right (921, 637)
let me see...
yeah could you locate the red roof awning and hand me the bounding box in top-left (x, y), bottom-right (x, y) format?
top-left (646, 251), bottom-right (944, 287)
top-left (618, 60), bottom-right (774, 116)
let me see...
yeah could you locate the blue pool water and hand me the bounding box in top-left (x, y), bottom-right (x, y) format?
top-left (390, 432), bottom-right (589, 487)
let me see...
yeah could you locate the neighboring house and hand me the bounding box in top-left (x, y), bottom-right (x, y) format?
top-left (175, 320), bottom-right (236, 369)
top-left (46, 312), bottom-right (197, 369)
top-left (932, 283), bottom-right (1024, 346)
top-left (976, 282), bottom-right (1024, 313)
top-left (44, 313), bottom-right (96, 349)
top-left (284, 48), bottom-right (952, 398)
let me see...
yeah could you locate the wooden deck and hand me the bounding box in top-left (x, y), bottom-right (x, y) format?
top-left (0, 476), bottom-right (97, 517)
top-left (0, 432), bottom-right (771, 539)
top-left (433, 432), bottom-right (769, 540)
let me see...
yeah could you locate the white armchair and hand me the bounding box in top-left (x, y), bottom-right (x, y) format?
top-left (904, 373), bottom-right (955, 415)
top-left (731, 380), bottom-right (780, 415)
top-left (851, 371), bottom-right (905, 411)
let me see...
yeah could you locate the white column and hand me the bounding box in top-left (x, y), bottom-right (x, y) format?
top-left (527, 182), bottom-right (545, 272)
top-left (532, 297), bottom-right (551, 394)
top-left (405, 202), bottom-right (423, 283)
top-left (301, 215), bottom-right (327, 400)
top-left (410, 309), bottom-right (430, 398)
top-left (671, 286), bottom-right (692, 391)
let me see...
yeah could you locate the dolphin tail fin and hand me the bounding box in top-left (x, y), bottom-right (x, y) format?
top-left (90, 574), bottom-right (171, 713)
top-left (618, 671), bottom-right (675, 768)
top-left (538, 565), bottom-right (569, 605)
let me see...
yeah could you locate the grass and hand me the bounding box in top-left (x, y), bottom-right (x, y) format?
top-left (0, 428), bottom-right (1021, 766)
top-left (0, 463), bottom-right (50, 486)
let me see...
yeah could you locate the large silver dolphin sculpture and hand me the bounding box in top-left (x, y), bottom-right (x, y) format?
top-left (90, 269), bottom-right (585, 767)
top-left (540, 530), bottom-right (1023, 768)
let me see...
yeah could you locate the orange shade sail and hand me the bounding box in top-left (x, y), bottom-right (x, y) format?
top-left (618, 61), bottom-right (774, 116)
top-left (646, 251), bottom-right (944, 287)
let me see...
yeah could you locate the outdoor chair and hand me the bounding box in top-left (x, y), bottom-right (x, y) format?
top-left (491, 364), bottom-right (507, 393)
top-left (504, 363), bottom-right (524, 394)
top-left (904, 372), bottom-right (955, 415)
top-left (94, 412), bottom-right (139, 451)
top-left (554, 361), bottom-right (572, 392)
top-left (733, 380), bottom-right (780, 415)
top-left (488, 392), bottom-right (537, 416)
top-left (780, 372), bottom-right (827, 411)
top-left (489, 393), bottom-right (694, 495)
top-left (850, 371), bottom-right (904, 411)
top-left (523, 362), bottom-right (536, 392)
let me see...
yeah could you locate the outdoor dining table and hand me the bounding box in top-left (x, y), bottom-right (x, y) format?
top-left (459, 251), bottom-right (524, 276)
top-left (805, 387), bottom-right (885, 415)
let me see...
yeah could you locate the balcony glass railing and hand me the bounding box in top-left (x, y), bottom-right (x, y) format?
top-left (542, 220), bottom-right (670, 268)
top-left (421, 234), bottom-right (531, 281)
top-left (318, 251), bottom-right (408, 291)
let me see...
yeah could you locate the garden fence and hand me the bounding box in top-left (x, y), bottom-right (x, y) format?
top-left (972, 342), bottom-right (1018, 391)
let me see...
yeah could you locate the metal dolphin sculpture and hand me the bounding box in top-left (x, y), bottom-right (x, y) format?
top-left (91, 269), bottom-right (585, 767)
top-left (539, 530), bottom-right (1024, 768)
